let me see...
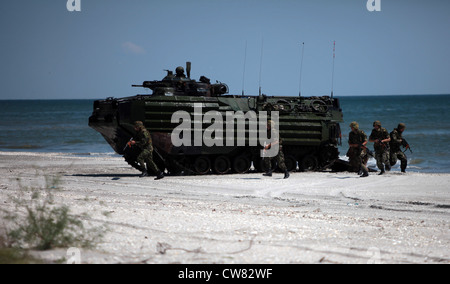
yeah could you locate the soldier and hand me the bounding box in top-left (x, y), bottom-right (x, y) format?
top-left (347, 121), bottom-right (369, 177)
top-left (175, 66), bottom-right (186, 78)
top-left (389, 123), bottom-right (408, 173)
top-left (129, 121), bottom-right (165, 180)
top-left (369, 121), bottom-right (391, 175)
top-left (262, 120), bottom-right (290, 179)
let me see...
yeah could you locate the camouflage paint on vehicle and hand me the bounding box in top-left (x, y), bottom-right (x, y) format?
top-left (89, 62), bottom-right (344, 175)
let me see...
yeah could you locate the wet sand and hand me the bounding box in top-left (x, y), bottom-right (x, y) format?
top-left (0, 152), bottom-right (449, 264)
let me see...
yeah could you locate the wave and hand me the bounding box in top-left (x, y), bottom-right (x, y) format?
top-left (409, 158), bottom-right (425, 165)
top-left (3, 144), bottom-right (43, 150)
top-left (71, 152), bottom-right (119, 157)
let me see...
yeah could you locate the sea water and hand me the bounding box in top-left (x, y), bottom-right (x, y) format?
top-left (0, 95), bottom-right (449, 173)
top-left (0, 100), bottom-right (111, 155)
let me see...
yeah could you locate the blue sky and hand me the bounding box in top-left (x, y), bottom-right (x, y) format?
top-left (1, 0), bottom-right (449, 99)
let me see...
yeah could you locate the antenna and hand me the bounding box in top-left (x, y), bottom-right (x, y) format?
top-left (241, 41), bottom-right (247, 96)
top-left (299, 42), bottom-right (305, 97)
top-left (258, 38), bottom-right (264, 97)
top-left (331, 41), bottom-right (335, 99)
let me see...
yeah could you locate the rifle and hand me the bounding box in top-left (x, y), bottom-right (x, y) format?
top-left (358, 143), bottom-right (374, 158)
top-left (123, 137), bottom-right (134, 152)
top-left (153, 147), bottom-right (166, 163)
top-left (376, 138), bottom-right (389, 150)
top-left (401, 138), bottom-right (413, 153)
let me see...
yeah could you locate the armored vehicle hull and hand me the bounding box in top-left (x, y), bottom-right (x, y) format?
top-left (89, 64), bottom-right (344, 175)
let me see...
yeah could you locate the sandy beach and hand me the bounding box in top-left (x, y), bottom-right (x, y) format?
top-left (0, 151), bottom-right (449, 264)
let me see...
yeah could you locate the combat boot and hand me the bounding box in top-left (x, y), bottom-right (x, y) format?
top-left (139, 171), bottom-right (149, 178)
top-left (378, 165), bottom-right (385, 175)
top-left (263, 170), bottom-right (272, 177)
top-left (360, 167), bottom-right (369, 178)
top-left (155, 171), bottom-right (165, 180)
top-left (284, 170), bottom-right (290, 179)
top-left (401, 161), bottom-right (407, 173)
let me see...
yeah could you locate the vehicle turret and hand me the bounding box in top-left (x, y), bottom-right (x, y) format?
top-left (132, 62), bottom-right (228, 97)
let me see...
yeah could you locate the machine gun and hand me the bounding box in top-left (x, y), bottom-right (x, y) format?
top-left (401, 138), bottom-right (413, 153)
top-left (132, 81), bottom-right (167, 90)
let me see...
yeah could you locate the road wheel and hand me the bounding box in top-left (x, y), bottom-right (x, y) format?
top-left (284, 155), bottom-right (298, 172)
top-left (194, 156), bottom-right (211, 175)
top-left (233, 155), bottom-right (251, 174)
top-left (300, 155), bottom-right (318, 172)
top-left (257, 158), bottom-right (277, 173)
top-left (213, 155), bottom-right (231, 175)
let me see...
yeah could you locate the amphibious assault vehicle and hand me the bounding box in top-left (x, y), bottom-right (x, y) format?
top-left (89, 62), bottom-right (344, 175)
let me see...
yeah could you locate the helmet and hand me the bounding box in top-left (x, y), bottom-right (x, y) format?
top-left (349, 121), bottom-right (359, 130)
top-left (397, 123), bottom-right (406, 130)
top-left (134, 121), bottom-right (144, 129)
top-left (373, 120), bottom-right (381, 127)
top-left (175, 66), bottom-right (184, 75)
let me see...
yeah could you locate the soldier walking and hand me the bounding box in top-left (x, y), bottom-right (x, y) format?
top-left (262, 120), bottom-right (290, 179)
top-left (369, 121), bottom-right (391, 175)
top-left (129, 121), bottom-right (165, 180)
top-left (347, 121), bottom-right (369, 177)
top-left (389, 123), bottom-right (408, 173)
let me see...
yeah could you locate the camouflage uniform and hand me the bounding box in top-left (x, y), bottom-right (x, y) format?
top-left (263, 120), bottom-right (289, 179)
top-left (133, 121), bottom-right (164, 179)
top-left (389, 124), bottom-right (408, 172)
top-left (369, 121), bottom-right (391, 174)
top-left (347, 122), bottom-right (369, 176)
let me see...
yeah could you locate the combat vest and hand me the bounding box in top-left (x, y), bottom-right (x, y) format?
top-left (348, 129), bottom-right (367, 145)
top-left (389, 129), bottom-right (403, 152)
top-left (369, 127), bottom-right (390, 152)
top-left (135, 128), bottom-right (153, 151)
